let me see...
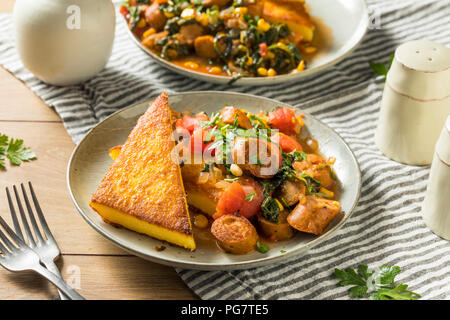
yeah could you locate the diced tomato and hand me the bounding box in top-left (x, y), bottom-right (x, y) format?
top-left (119, 5), bottom-right (129, 18)
top-left (268, 107), bottom-right (301, 135)
top-left (190, 128), bottom-right (216, 155)
top-left (156, 0), bottom-right (169, 3)
top-left (176, 115), bottom-right (200, 134)
top-left (129, 0), bottom-right (138, 6)
top-left (272, 132), bottom-right (303, 153)
top-left (259, 43), bottom-right (268, 57)
top-left (214, 177), bottom-right (264, 219)
top-left (239, 177), bottom-right (264, 218)
top-left (203, 142), bottom-right (216, 156)
top-left (176, 114), bottom-right (210, 134)
top-left (214, 182), bottom-right (246, 219)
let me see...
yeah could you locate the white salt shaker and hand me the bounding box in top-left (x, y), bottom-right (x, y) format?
top-left (13, 0), bottom-right (116, 86)
top-left (422, 116), bottom-right (450, 240)
top-left (375, 40), bottom-right (450, 165)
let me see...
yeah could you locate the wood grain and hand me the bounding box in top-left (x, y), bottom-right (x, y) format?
top-left (0, 255), bottom-right (197, 300)
top-left (0, 0), bottom-right (198, 299)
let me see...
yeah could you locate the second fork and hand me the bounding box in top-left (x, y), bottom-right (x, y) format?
top-left (6, 182), bottom-right (80, 300)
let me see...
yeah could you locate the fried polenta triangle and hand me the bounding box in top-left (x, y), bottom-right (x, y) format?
top-left (90, 92), bottom-right (195, 251)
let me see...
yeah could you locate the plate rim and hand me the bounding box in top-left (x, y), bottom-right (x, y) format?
top-left (67, 91), bottom-right (362, 270)
top-left (123, 0), bottom-right (369, 85)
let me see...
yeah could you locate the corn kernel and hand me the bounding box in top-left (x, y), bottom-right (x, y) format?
top-left (275, 199), bottom-right (284, 211)
top-left (196, 13), bottom-right (209, 26)
top-left (234, 7), bottom-right (248, 15)
top-left (267, 68), bottom-right (277, 77)
top-left (297, 60), bottom-right (305, 71)
top-left (230, 164), bottom-right (243, 177)
top-left (194, 214), bottom-right (209, 228)
top-left (320, 187), bottom-right (334, 198)
top-left (142, 27), bottom-right (156, 39)
top-left (257, 18), bottom-right (271, 33)
top-left (304, 46), bottom-right (317, 54)
top-left (137, 18), bottom-right (147, 28)
top-left (184, 61), bottom-right (199, 69)
top-left (257, 67), bottom-right (268, 76)
top-left (265, 51), bottom-right (275, 59)
top-left (246, 56), bottom-right (253, 66)
top-left (208, 66), bottom-right (222, 74)
top-left (164, 11), bottom-right (174, 18)
top-left (181, 8), bottom-right (196, 20)
top-left (296, 116), bottom-right (304, 127)
top-left (333, 201), bottom-right (340, 206)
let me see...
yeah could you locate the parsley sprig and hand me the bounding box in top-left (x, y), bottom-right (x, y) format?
top-left (0, 133), bottom-right (36, 170)
top-left (334, 264), bottom-right (420, 300)
top-left (369, 53), bottom-right (394, 81)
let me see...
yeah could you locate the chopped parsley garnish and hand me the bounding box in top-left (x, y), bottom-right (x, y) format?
top-left (256, 241), bottom-right (270, 254)
top-left (245, 192), bottom-right (256, 201)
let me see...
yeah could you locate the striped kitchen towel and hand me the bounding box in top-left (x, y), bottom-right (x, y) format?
top-left (1, 0), bottom-right (449, 299)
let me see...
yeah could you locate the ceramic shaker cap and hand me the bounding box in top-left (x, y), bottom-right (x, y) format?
top-left (422, 116), bottom-right (450, 240)
top-left (376, 40), bottom-right (450, 165)
top-left (388, 40), bottom-right (450, 100)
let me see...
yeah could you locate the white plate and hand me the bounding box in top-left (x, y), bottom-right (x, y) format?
top-left (126, 0), bottom-right (369, 85)
top-left (67, 92), bottom-right (361, 270)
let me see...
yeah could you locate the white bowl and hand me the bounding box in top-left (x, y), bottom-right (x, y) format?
top-left (126, 0), bottom-right (368, 85)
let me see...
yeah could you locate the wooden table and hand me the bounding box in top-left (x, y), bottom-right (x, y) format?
top-left (0, 0), bottom-right (197, 300)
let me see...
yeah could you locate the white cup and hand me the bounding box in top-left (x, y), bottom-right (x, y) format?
top-left (13, 0), bottom-right (116, 86)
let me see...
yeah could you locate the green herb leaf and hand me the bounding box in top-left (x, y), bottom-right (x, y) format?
top-left (0, 133), bottom-right (36, 170)
top-left (370, 284), bottom-right (421, 300)
top-left (0, 133), bottom-right (8, 146)
top-left (369, 53), bottom-right (394, 81)
top-left (224, 177), bottom-right (239, 182)
top-left (5, 138), bottom-right (36, 166)
top-left (377, 265), bottom-right (401, 285)
top-left (256, 241), bottom-right (270, 254)
top-left (334, 264), bottom-right (420, 300)
top-left (369, 62), bottom-right (389, 77)
top-left (245, 192), bottom-right (256, 201)
top-left (260, 196), bottom-right (280, 222)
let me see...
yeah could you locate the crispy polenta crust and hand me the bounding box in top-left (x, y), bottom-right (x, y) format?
top-left (90, 92), bottom-right (195, 251)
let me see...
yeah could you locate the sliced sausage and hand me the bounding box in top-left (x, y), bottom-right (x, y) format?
top-left (232, 137), bottom-right (282, 178)
top-left (177, 23), bottom-right (204, 46)
top-left (287, 196), bottom-right (341, 235)
top-left (258, 211), bottom-right (295, 241)
top-left (293, 154), bottom-right (336, 189)
top-left (141, 31), bottom-right (168, 50)
top-left (211, 214), bottom-right (258, 254)
top-left (144, 2), bottom-right (167, 32)
top-left (202, 0), bottom-right (231, 8)
top-left (220, 106), bottom-right (252, 129)
top-left (276, 179), bottom-right (305, 207)
top-left (194, 35), bottom-right (218, 59)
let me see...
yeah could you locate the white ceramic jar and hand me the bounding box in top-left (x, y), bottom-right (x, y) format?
top-left (375, 40), bottom-right (450, 165)
top-left (422, 116), bottom-right (450, 240)
top-left (13, 0), bottom-right (115, 86)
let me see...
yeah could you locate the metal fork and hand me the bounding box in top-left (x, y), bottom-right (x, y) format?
top-left (1, 182), bottom-right (84, 300)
